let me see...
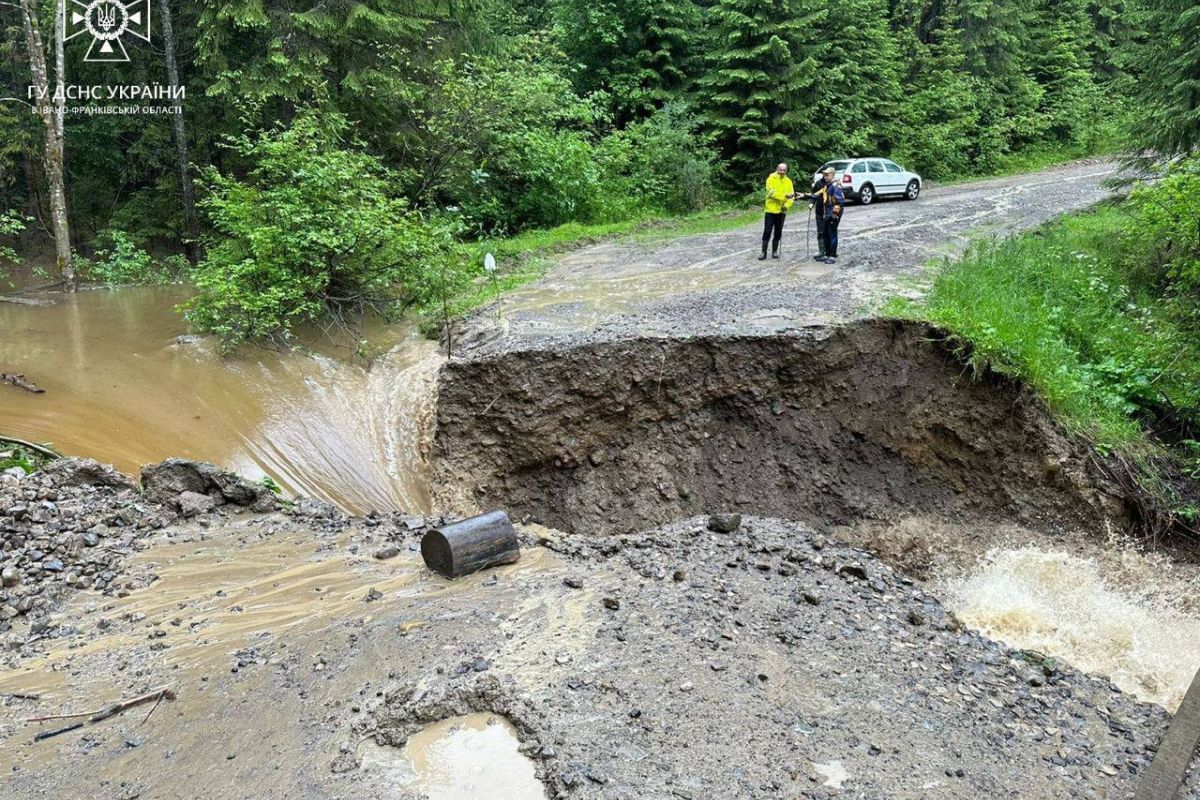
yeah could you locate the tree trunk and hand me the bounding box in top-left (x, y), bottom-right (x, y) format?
top-left (18, 0), bottom-right (73, 291)
top-left (420, 511), bottom-right (521, 579)
top-left (158, 0), bottom-right (201, 264)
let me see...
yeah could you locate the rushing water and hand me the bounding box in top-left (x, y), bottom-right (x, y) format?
top-left (946, 546), bottom-right (1200, 711)
top-left (0, 286), bottom-right (442, 514)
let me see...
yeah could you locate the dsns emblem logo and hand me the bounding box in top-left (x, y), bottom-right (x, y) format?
top-left (66, 0), bottom-right (151, 63)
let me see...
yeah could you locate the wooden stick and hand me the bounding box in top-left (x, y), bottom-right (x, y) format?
top-left (33, 721), bottom-right (83, 742)
top-left (25, 687), bottom-right (175, 726)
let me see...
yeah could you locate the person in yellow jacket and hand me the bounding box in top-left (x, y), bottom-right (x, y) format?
top-left (760, 163), bottom-right (795, 260)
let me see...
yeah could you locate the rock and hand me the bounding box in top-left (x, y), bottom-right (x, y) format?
top-left (177, 491), bottom-right (216, 518)
top-left (603, 597), bottom-right (621, 610)
top-left (836, 563), bottom-right (869, 581)
top-left (365, 588), bottom-right (383, 602)
top-left (471, 657), bottom-right (491, 672)
top-left (2, 466), bottom-right (25, 481)
top-left (801, 590), bottom-right (822, 606)
top-left (563, 577), bottom-right (584, 589)
top-left (140, 458), bottom-right (277, 512)
top-left (1, 567), bottom-right (18, 588)
top-left (707, 513), bottom-right (742, 533)
top-left (907, 609), bottom-right (927, 626)
top-left (41, 559), bottom-right (64, 573)
top-left (374, 546), bottom-right (400, 560)
top-left (38, 459), bottom-right (135, 489)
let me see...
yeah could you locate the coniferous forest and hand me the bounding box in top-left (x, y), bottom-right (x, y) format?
top-left (0, 0), bottom-right (1197, 347)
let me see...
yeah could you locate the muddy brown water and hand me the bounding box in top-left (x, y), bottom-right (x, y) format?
top-left (359, 713), bottom-right (546, 799)
top-left (0, 286), bottom-right (442, 514)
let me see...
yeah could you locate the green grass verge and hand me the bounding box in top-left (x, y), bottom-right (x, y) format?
top-left (884, 204), bottom-right (1200, 526)
top-left (932, 144), bottom-right (1108, 187)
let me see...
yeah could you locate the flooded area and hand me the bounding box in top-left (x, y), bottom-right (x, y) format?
top-left (360, 713), bottom-right (546, 799)
top-left (946, 546), bottom-right (1200, 711)
top-left (0, 286), bottom-right (442, 513)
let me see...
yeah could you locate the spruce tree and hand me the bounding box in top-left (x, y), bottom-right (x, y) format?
top-left (811, 0), bottom-right (904, 160)
top-left (1030, 0), bottom-right (1102, 146)
top-left (1123, 0), bottom-right (1200, 157)
top-left (891, 0), bottom-right (984, 177)
top-left (698, 0), bottom-right (827, 181)
top-left (549, 0), bottom-right (702, 122)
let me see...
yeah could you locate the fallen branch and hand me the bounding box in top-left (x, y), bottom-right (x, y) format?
top-left (1, 372), bottom-right (45, 393)
top-left (33, 721), bottom-right (84, 742)
top-left (25, 686), bottom-right (176, 737)
top-left (0, 435), bottom-right (59, 460)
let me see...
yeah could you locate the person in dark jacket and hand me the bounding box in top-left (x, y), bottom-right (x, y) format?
top-left (803, 167), bottom-right (845, 263)
top-left (809, 175), bottom-right (826, 259)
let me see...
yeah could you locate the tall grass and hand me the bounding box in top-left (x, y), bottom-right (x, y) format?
top-left (887, 204), bottom-right (1200, 480)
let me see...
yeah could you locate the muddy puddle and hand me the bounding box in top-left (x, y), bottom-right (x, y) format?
top-left (0, 286), bottom-right (442, 513)
top-left (360, 713), bottom-right (546, 799)
top-left (946, 546), bottom-right (1200, 711)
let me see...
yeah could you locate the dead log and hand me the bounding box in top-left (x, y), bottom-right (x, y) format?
top-left (1, 373), bottom-right (45, 393)
top-left (420, 510), bottom-right (520, 579)
top-left (1134, 666), bottom-right (1200, 800)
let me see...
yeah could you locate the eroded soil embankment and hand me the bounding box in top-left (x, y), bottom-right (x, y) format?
top-left (434, 319), bottom-right (1129, 535)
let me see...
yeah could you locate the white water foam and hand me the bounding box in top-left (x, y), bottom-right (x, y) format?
top-left (946, 546), bottom-right (1200, 710)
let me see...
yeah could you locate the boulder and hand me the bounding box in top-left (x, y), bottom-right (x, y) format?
top-left (38, 458), bottom-right (135, 489)
top-left (141, 458), bottom-right (278, 512)
top-left (177, 490), bottom-right (217, 518)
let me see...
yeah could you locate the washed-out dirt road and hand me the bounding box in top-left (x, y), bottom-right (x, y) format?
top-left (457, 159), bottom-right (1118, 355)
top-left (5, 159), bottom-right (1198, 800)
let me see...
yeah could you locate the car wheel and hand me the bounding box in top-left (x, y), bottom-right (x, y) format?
top-left (905, 180), bottom-right (920, 200)
top-left (859, 184), bottom-right (875, 205)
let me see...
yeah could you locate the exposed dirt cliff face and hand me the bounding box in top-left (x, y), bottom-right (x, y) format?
top-left (433, 319), bottom-right (1128, 536)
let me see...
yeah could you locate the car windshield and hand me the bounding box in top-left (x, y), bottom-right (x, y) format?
top-left (821, 161), bottom-right (850, 172)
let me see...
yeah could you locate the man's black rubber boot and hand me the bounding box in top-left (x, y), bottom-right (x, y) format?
top-left (758, 248), bottom-right (768, 260)
top-left (771, 249), bottom-right (780, 259)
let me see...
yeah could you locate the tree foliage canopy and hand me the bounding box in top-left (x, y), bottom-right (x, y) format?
top-left (0, 0), bottom-right (1175, 345)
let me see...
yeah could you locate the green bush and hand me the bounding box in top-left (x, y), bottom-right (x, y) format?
top-left (595, 104), bottom-right (716, 218)
top-left (0, 210), bottom-right (27, 285)
top-left (391, 46), bottom-right (715, 236)
top-left (76, 230), bottom-right (188, 286)
top-left (184, 110), bottom-right (461, 350)
top-left (1126, 158), bottom-right (1200, 301)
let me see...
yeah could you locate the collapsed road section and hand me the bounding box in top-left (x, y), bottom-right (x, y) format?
top-left (3, 318), bottom-right (1199, 798)
top-left (434, 319), bottom-right (1129, 537)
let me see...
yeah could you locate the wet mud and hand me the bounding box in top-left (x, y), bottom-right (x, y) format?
top-left (5, 161), bottom-right (1200, 799)
top-left (434, 319), bottom-right (1127, 537)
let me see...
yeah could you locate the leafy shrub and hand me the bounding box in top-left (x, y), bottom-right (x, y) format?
top-left (1126, 158), bottom-right (1200, 301)
top-left (184, 110), bottom-right (461, 350)
top-left (594, 104), bottom-right (716, 218)
top-left (0, 210), bottom-right (27, 285)
top-left (77, 230), bottom-right (188, 285)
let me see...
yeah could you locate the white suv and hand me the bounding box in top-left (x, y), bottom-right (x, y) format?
top-left (812, 157), bottom-right (922, 205)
